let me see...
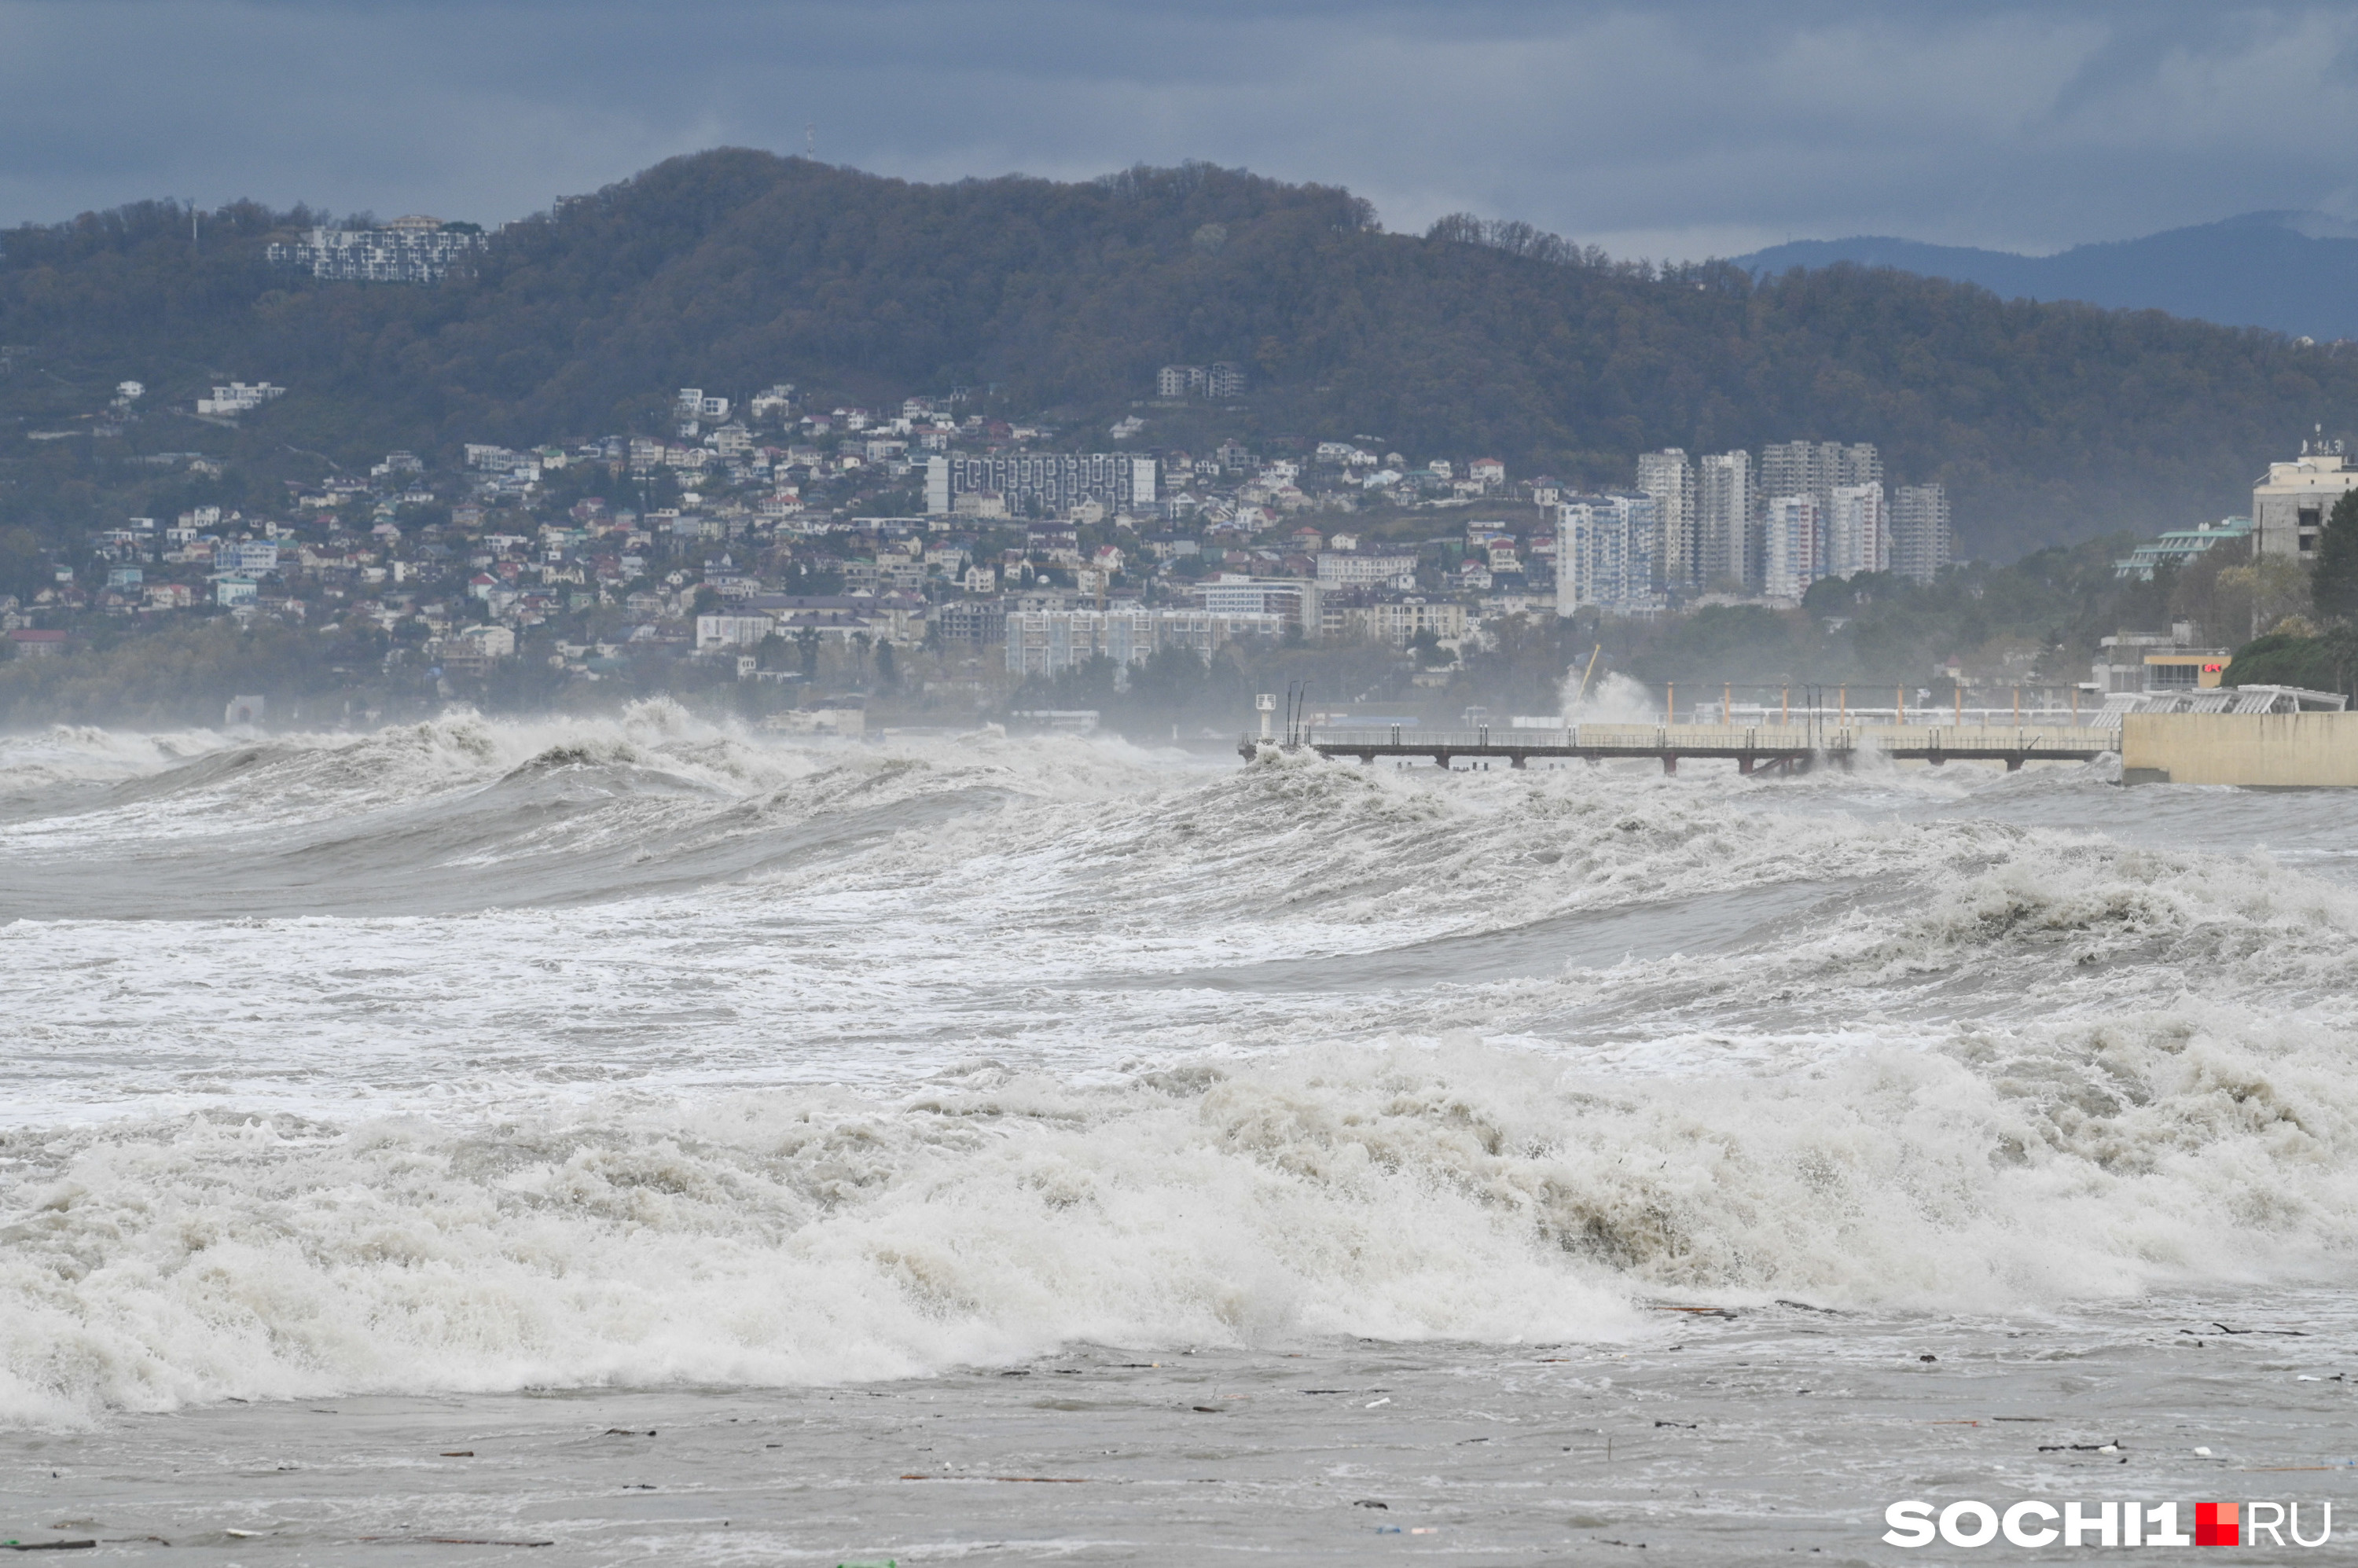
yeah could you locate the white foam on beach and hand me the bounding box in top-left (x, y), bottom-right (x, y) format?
top-left (6, 715), bottom-right (2358, 1426)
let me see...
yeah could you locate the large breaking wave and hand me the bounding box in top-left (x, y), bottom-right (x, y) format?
top-left (4, 711), bottom-right (2356, 1423)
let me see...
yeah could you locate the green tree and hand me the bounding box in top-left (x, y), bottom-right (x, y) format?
top-left (0, 527), bottom-right (46, 603)
top-left (2312, 489), bottom-right (2358, 623)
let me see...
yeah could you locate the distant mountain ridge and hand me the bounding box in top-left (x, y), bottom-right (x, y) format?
top-left (1736, 211), bottom-right (2358, 341)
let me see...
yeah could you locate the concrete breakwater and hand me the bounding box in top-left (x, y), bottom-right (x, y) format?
top-left (2122, 711), bottom-right (2358, 787)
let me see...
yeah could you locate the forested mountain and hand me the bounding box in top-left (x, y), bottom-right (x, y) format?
top-left (6, 151), bottom-right (2358, 560)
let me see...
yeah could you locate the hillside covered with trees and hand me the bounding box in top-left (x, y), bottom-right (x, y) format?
top-left (5, 152), bottom-right (2357, 564)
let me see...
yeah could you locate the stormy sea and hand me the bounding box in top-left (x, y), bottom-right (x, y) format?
top-left (3, 703), bottom-right (2356, 1562)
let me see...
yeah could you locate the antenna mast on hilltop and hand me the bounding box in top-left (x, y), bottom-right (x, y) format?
top-left (806, 123), bottom-right (815, 160)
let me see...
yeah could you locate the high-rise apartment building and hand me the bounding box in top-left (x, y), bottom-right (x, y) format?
top-left (1764, 495), bottom-right (1820, 600)
top-left (1837, 442), bottom-right (1881, 490)
top-left (1696, 451), bottom-right (1756, 589)
top-left (1827, 483), bottom-right (1889, 578)
top-left (1557, 494), bottom-right (1661, 614)
top-left (1761, 441), bottom-right (1879, 514)
top-left (1757, 439), bottom-right (1882, 591)
top-left (1891, 483), bottom-right (1952, 582)
top-left (1634, 449), bottom-right (1696, 590)
top-left (1758, 441), bottom-right (1812, 514)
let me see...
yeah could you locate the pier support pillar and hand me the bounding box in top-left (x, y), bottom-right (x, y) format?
top-left (1739, 755), bottom-right (1754, 775)
top-left (1509, 752), bottom-right (1527, 769)
top-left (1662, 754), bottom-right (1678, 776)
top-left (2006, 755), bottom-right (2024, 771)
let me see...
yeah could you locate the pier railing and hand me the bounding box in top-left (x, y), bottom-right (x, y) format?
top-left (1270, 720), bottom-right (2117, 773)
top-left (1307, 722), bottom-right (2110, 751)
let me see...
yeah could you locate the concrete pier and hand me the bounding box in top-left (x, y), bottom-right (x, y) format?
top-left (1243, 722), bottom-right (2115, 772)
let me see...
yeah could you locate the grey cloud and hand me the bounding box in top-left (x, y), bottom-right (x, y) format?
top-left (5, 0), bottom-right (2358, 260)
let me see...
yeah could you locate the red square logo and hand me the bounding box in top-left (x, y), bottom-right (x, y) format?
top-left (2196, 1502), bottom-right (2239, 1546)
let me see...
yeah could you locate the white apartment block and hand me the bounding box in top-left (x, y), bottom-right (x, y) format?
top-left (696, 614), bottom-right (779, 650)
top-left (1696, 451), bottom-right (1755, 589)
top-left (1314, 551), bottom-right (1420, 588)
top-left (196, 382), bottom-right (285, 417)
top-left (1891, 483), bottom-right (1952, 582)
top-left (927, 454), bottom-right (1156, 516)
top-left (1005, 607), bottom-right (1284, 675)
top-left (1634, 449), bottom-right (1696, 590)
top-left (1194, 576), bottom-right (1322, 633)
top-left (1826, 483), bottom-right (1888, 578)
top-left (268, 223), bottom-right (487, 284)
top-left (1761, 440), bottom-right (1879, 542)
top-left (1761, 440), bottom-right (1879, 501)
top-left (1556, 494), bottom-right (1660, 615)
top-left (1155, 362), bottom-right (1248, 398)
top-left (1332, 597), bottom-right (1468, 647)
top-left (1764, 495), bottom-right (1820, 600)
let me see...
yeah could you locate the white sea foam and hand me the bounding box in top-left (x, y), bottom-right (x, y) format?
top-left (1563, 669), bottom-right (1659, 723)
top-left (6, 1012), bottom-right (2354, 1427)
top-left (6, 714), bottom-right (2358, 1427)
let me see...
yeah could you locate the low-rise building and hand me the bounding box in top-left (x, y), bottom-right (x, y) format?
top-left (268, 218), bottom-right (487, 284)
top-left (2092, 623), bottom-right (2232, 694)
top-left (1328, 595), bottom-right (1467, 648)
top-left (196, 383), bottom-right (285, 417)
top-left (1315, 550), bottom-right (1419, 589)
top-left (1005, 606), bottom-right (1284, 675)
top-left (2114, 516), bottom-right (2251, 580)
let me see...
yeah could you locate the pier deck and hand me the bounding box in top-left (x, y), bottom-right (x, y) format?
top-left (1247, 722), bottom-right (2117, 773)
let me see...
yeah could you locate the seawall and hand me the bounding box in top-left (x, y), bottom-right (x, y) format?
top-left (2121, 711), bottom-right (2358, 787)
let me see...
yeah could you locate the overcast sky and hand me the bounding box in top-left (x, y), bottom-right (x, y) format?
top-left (6, 1), bottom-right (2358, 259)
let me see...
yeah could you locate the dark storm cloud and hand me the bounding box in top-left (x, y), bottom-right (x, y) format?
top-left (5, 0), bottom-right (2357, 256)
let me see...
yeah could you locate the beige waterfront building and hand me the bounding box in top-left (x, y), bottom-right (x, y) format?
top-left (2252, 439), bottom-right (2358, 559)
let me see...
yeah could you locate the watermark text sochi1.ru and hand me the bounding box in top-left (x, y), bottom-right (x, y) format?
top-left (1885, 1500), bottom-right (2334, 1548)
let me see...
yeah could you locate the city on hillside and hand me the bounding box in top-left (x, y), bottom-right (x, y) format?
top-left (4, 354), bottom-right (2345, 735)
